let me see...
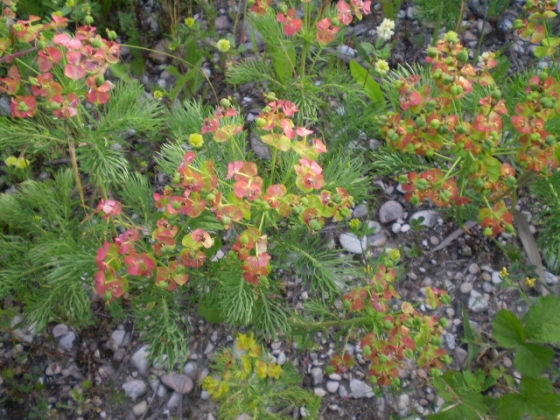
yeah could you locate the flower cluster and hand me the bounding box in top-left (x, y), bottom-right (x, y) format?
top-left (376, 18), bottom-right (395, 41)
top-left (202, 333), bottom-right (283, 398)
top-left (330, 251), bottom-right (451, 387)
top-left (0, 12), bottom-right (120, 119)
top-left (269, 0), bottom-right (372, 45)
top-left (380, 31), bottom-right (560, 237)
top-left (93, 97), bottom-right (354, 298)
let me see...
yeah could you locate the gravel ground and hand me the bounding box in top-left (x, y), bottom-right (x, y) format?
top-left (1, 0), bottom-right (559, 419)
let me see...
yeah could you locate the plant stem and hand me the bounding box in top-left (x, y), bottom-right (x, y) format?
top-left (68, 137), bottom-right (85, 205)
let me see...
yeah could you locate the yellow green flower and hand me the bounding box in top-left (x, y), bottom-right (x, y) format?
top-left (216, 39), bottom-right (231, 52)
top-left (256, 360), bottom-right (268, 379)
top-left (185, 17), bottom-right (195, 27)
top-left (525, 277), bottom-right (536, 288)
top-left (16, 157), bottom-right (30, 169)
top-left (188, 133), bottom-right (204, 148)
top-left (349, 218), bottom-right (361, 229)
top-left (375, 59), bottom-right (390, 75)
top-left (266, 362), bottom-right (282, 379)
top-left (5, 156), bottom-right (18, 166)
top-left (499, 267), bottom-right (509, 279)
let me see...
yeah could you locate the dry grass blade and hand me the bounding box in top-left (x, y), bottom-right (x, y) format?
top-left (512, 209), bottom-right (549, 296)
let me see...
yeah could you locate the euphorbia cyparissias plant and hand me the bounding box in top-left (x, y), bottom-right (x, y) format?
top-left (94, 98), bottom-right (354, 301)
top-left (380, 31), bottom-right (560, 237)
top-left (0, 11), bottom-right (120, 118)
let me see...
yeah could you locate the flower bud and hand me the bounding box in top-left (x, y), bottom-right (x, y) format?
top-left (430, 119), bottom-right (440, 129)
top-left (439, 317), bottom-right (449, 328)
top-left (415, 116), bottom-right (426, 127)
top-left (545, 135), bottom-right (556, 146)
top-left (103, 291), bottom-right (113, 301)
top-left (221, 216), bottom-right (232, 226)
top-left (84, 15), bottom-right (94, 25)
top-left (483, 226), bottom-right (493, 236)
top-left (331, 17), bottom-right (340, 26)
top-left (425, 148), bottom-right (435, 158)
top-left (391, 378), bottom-right (401, 388)
top-left (430, 368), bottom-right (442, 377)
top-left (256, 117), bottom-right (266, 127)
top-left (513, 19), bottom-right (523, 29)
top-left (505, 224), bottom-right (515, 234)
top-left (437, 125), bottom-right (448, 135)
top-left (362, 345), bottom-right (372, 356)
top-left (265, 92), bottom-right (277, 101)
top-left (309, 219), bottom-right (321, 230)
top-left (172, 172), bottom-right (181, 184)
top-left (456, 49), bottom-right (468, 63)
top-left (383, 320), bottom-right (394, 329)
top-left (432, 69), bottom-right (442, 80)
top-left (505, 176), bottom-right (517, 188)
top-left (442, 74), bottom-right (454, 85)
top-left (427, 47), bottom-right (438, 58)
top-left (92, 37), bottom-right (103, 48)
top-left (339, 207), bottom-right (352, 218)
top-left (379, 354), bottom-right (388, 363)
top-left (220, 98), bottom-right (231, 109)
top-left (539, 71), bottom-right (549, 82)
top-left (442, 355), bottom-right (452, 364)
top-left (491, 89), bottom-right (502, 100)
top-left (107, 30), bottom-right (118, 40)
top-left (409, 195), bottom-right (420, 205)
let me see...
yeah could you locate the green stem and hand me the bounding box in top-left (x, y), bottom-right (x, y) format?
top-left (289, 316), bottom-right (371, 329)
top-left (68, 136), bottom-right (85, 206)
top-left (431, 4), bottom-right (445, 47)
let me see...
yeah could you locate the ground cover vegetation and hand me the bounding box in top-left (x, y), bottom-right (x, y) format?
top-left (0, 0), bottom-right (559, 418)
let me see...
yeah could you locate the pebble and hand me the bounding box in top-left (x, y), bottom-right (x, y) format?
top-left (148, 39), bottom-right (171, 63)
top-left (460, 282), bottom-right (473, 294)
top-left (468, 263), bottom-right (480, 274)
top-left (326, 381), bottom-right (340, 393)
top-left (200, 390), bottom-right (210, 400)
top-left (339, 233), bottom-right (367, 254)
top-left (545, 271), bottom-right (559, 285)
top-left (492, 271), bottom-right (504, 285)
top-left (349, 379), bottom-right (372, 399)
top-left (214, 15), bottom-right (230, 31)
top-left (46, 363), bottom-right (62, 376)
top-left (122, 380), bottom-right (147, 401)
top-left (378, 200), bottom-right (404, 223)
top-left (410, 210), bottom-right (439, 228)
top-left (59, 332), bottom-right (76, 350)
top-left (400, 224), bottom-right (411, 233)
top-left (482, 272), bottom-right (491, 282)
top-left (183, 362), bottom-right (197, 379)
top-left (444, 333), bottom-right (456, 350)
top-left (392, 223), bottom-right (401, 233)
top-left (454, 347), bottom-right (468, 368)
top-left (338, 385), bottom-right (348, 398)
top-left (52, 324), bottom-right (69, 338)
top-left (161, 372), bottom-right (194, 394)
top-left (429, 236), bottom-right (440, 245)
top-left (482, 282), bottom-right (494, 294)
top-left (502, 357), bottom-right (512, 368)
top-left (397, 394), bottom-right (410, 416)
top-left (328, 373), bottom-right (341, 381)
top-left (131, 345), bottom-right (151, 376)
top-left (276, 351), bottom-right (286, 365)
top-left (314, 387), bottom-right (327, 397)
top-left (311, 367), bottom-right (323, 385)
top-left (166, 391), bottom-right (181, 408)
top-left (109, 330), bottom-right (126, 350)
top-left (468, 290), bottom-right (489, 313)
top-left (352, 204), bottom-right (368, 219)
top-left (132, 401), bottom-right (147, 416)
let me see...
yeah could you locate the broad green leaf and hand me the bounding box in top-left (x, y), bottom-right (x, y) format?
top-left (514, 343), bottom-right (554, 376)
top-left (349, 60), bottom-right (383, 104)
top-left (524, 295), bottom-right (560, 344)
top-left (498, 377), bottom-right (560, 419)
top-left (493, 310), bottom-right (525, 348)
top-left (270, 43), bottom-right (295, 85)
top-left (484, 157), bottom-right (502, 183)
top-left (534, 45), bottom-right (553, 58)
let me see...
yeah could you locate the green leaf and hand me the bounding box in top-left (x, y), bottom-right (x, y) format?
top-left (493, 309), bottom-right (525, 348)
top-left (270, 43), bottom-right (296, 85)
top-left (484, 157), bottom-right (502, 183)
top-left (514, 343), bottom-right (554, 376)
top-left (524, 295), bottom-right (560, 344)
top-left (349, 60), bottom-right (383, 104)
top-left (497, 377), bottom-right (560, 420)
top-left (534, 45), bottom-right (552, 58)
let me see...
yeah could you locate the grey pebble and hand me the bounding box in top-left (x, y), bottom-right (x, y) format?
top-left (161, 372), bottom-right (194, 394)
top-left (311, 367), bottom-right (323, 385)
top-left (122, 380), bottom-right (147, 401)
top-left (326, 381), bottom-right (340, 393)
top-left (350, 379), bottom-right (372, 399)
top-left (59, 332), bottom-right (76, 350)
top-left (131, 345), bottom-right (151, 376)
top-left (460, 282), bottom-right (473, 294)
top-left (379, 200), bottom-right (404, 223)
top-left (468, 290), bottom-right (489, 313)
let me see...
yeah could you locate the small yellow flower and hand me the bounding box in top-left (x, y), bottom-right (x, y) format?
top-left (185, 17), bottom-right (195, 27)
top-left (266, 362), bottom-right (282, 379)
top-left (349, 218), bottom-right (361, 229)
top-left (525, 277), bottom-right (536, 288)
top-left (388, 249), bottom-right (401, 261)
top-left (16, 157), bottom-right (30, 169)
top-left (364, 264), bottom-right (373, 274)
top-left (153, 90), bottom-right (165, 100)
top-left (375, 59), bottom-right (390, 75)
top-left (256, 360), bottom-right (268, 379)
top-left (5, 156), bottom-right (18, 166)
top-left (216, 39), bottom-right (231, 53)
top-left (499, 267), bottom-right (509, 279)
top-left (188, 133), bottom-right (204, 148)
